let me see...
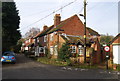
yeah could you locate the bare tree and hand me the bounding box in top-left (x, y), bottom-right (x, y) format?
top-left (24, 27), bottom-right (40, 39)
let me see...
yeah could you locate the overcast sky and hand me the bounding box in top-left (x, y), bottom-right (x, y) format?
top-left (14, 0), bottom-right (120, 36)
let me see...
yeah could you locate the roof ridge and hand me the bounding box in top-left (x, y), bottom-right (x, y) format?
top-left (47, 14), bottom-right (79, 34)
top-left (61, 14), bottom-right (78, 23)
top-left (86, 27), bottom-right (100, 36)
top-left (110, 33), bottom-right (120, 44)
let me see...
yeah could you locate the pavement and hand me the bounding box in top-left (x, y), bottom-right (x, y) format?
top-left (1, 54), bottom-right (120, 80)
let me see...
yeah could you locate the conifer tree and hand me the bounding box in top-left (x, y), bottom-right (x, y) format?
top-left (2, 2), bottom-right (21, 52)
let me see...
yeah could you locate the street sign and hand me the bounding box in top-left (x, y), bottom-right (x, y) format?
top-left (104, 46), bottom-right (110, 52)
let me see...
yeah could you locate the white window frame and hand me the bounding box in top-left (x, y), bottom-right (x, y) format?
top-left (39, 47), bottom-right (44, 53)
top-left (44, 46), bottom-right (46, 54)
top-left (29, 39), bottom-right (31, 43)
top-left (70, 46), bottom-right (76, 53)
top-left (25, 47), bottom-right (28, 50)
top-left (33, 39), bottom-right (35, 42)
top-left (50, 33), bottom-right (54, 41)
top-left (37, 38), bottom-right (39, 43)
top-left (54, 45), bottom-right (58, 55)
top-left (78, 45), bottom-right (83, 55)
top-left (50, 46), bottom-right (54, 55)
top-left (44, 35), bottom-right (47, 42)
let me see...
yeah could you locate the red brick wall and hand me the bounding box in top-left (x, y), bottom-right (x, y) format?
top-left (39, 36), bottom-right (47, 46)
top-left (48, 33), bottom-right (66, 49)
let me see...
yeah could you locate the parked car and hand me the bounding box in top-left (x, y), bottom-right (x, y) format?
top-left (1, 51), bottom-right (16, 64)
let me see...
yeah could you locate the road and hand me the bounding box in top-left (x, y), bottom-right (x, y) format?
top-left (2, 54), bottom-right (120, 79)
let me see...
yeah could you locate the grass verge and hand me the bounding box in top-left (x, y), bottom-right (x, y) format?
top-left (36, 57), bottom-right (68, 66)
top-left (35, 57), bottom-right (99, 69)
top-left (31, 57), bottom-right (120, 71)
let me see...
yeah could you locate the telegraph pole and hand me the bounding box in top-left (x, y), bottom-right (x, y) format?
top-left (84, 0), bottom-right (87, 63)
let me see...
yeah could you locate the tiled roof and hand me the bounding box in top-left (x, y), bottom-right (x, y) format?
top-left (61, 35), bottom-right (97, 45)
top-left (34, 25), bottom-right (54, 38)
top-left (34, 14), bottom-right (100, 38)
top-left (47, 14), bottom-right (77, 34)
top-left (110, 33), bottom-right (120, 44)
top-left (86, 27), bottom-right (100, 36)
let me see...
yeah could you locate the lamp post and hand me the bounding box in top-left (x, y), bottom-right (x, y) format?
top-left (80, 0), bottom-right (87, 63)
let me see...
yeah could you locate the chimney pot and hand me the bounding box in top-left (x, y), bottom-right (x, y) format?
top-left (43, 25), bottom-right (48, 30)
top-left (54, 14), bottom-right (61, 28)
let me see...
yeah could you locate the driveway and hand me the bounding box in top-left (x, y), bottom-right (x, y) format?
top-left (2, 54), bottom-right (120, 79)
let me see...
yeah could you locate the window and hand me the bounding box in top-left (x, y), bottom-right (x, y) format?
top-left (39, 47), bottom-right (44, 53)
top-left (29, 39), bottom-right (31, 43)
top-left (70, 46), bottom-right (76, 53)
top-left (25, 47), bottom-right (28, 50)
top-left (44, 35), bottom-right (47, 42)
top-left (93, 35), bottom-right (97, 38)
top-left (78, 45), bottom-right (83, 55)
top-left (50, 46), bottom-right (54, 55)
top-left (33, 39), bottom-right (35, 42)
top-left (44, 46), bottom-right (46, 54)
top-left (37, 38), bottom-right (39, 43)
top-left (50, 33), bottom-right (54, 41)
top-left (54, 45), bottom-right (58, 55)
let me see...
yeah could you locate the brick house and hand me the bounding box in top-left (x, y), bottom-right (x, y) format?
top-left (34, 25), bottom-right (54, 56)
top-left (110, 33), bottom-right (120, 64)
top-left (34, 14), bottom-right (101, 64)
top-left (21, 37), bottom-right (35, 52)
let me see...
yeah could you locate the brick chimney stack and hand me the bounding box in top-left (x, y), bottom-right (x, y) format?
top-left (54, 14), bottom-right (61, 28)
top-left (43, 25), bottom-right (48, 30)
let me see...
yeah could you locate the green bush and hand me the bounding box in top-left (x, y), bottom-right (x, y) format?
top-left (117, 65), bottom-right (120, 71)
top-left (58, 43), bottom-right (72, 62)
top-left (45, 48), bottom-right (51, 58)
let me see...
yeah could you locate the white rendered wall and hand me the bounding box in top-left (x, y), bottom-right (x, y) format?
top-left (113, 45), bottom-right (120, 64)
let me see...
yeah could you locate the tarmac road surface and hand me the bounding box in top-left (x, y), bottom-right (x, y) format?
top-left (2, 54), bottom-right (120, 79)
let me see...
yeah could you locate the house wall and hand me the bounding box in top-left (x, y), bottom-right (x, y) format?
top-left (22, 38), bottom-right (35, 52)
top-left (39, 36), bottom-right (47, 46)
top-left (113, 45), bottom-right (120, 64)
top-left (47, 33), bottom-right (66, 58)
top-left (112, 36), bottom-right (120, 64)
top-left (34, 36), bottom-right (47, 57)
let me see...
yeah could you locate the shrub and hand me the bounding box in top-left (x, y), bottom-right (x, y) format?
top-left (58, 43), bottom-right (72, 62)
top-left (45, 48), bottom-right (51, 58)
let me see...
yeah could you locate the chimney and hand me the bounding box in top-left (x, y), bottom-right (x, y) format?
top-left (54, 14), bottom-right (61, 28)
top-left (43, 25), bottom-right (48, 30)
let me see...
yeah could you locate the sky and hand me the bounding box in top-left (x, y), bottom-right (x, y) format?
top-left (13, 0), bottom-right (120, 36)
